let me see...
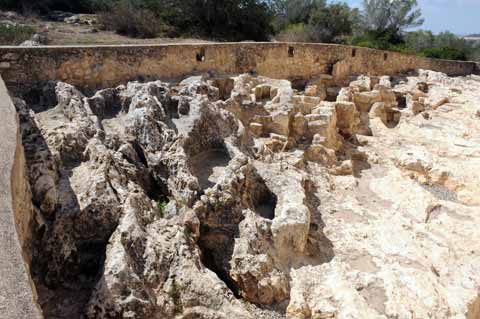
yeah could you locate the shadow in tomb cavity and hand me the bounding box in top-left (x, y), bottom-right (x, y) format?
top-left (189, 145), bottom-right (232, 190)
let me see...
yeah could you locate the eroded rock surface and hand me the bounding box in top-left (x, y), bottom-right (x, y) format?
top-left (15, 70), bottom-right (480, 319)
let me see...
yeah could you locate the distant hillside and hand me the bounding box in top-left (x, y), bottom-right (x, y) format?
top-left (466, 34), bottom-right (480, 37)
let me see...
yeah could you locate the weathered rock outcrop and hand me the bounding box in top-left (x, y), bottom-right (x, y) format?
top-left (13, 70), bottom-right (480, 319)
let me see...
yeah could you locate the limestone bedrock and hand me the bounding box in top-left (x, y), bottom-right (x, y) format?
top-left (12, 70), bottom-right (480, 319)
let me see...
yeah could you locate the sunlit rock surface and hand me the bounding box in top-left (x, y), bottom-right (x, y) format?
top-left (15, 70), bottom-right (480, 319)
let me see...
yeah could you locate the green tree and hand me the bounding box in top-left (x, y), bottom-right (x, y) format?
top-left (404, 30), bottom-right (435, 51)
top-left (422, 31), bottom-right (478, 61)
top-left (308, 2), bottom-right (359, 43)
top-left (193, 0), bottom-right (273, 41)
top-left (350, 28), bottom-right (405, 50)
top-left (97, 0), bottom-right (273, 40)
top-left (362, 0), bottom-right (424, 34)
top-left (270, 0), bottom-right (324, 32)
top-left (434, 31), bottom-right (468, 48)
top-left (351, 0), bottom-right (424, 50)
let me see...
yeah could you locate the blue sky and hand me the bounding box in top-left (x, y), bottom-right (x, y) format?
top-left (344, 0), bottom-right (479, 35)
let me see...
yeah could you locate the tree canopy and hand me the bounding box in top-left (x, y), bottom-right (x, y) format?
top-left (308, 2), bottom-right (359, 43)
top-left (362, 0), bottom-right (424, 33)
top-left (270, 0), bottom-right (324, 32)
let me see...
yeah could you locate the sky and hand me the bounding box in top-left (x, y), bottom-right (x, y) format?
top-left (344, 0), bottom-right (479, 35)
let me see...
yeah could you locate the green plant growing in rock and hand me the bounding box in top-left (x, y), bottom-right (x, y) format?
top-left (169, 278), bottom-right (183, 314)
top-left (157, 200), bottom-right (168, 218)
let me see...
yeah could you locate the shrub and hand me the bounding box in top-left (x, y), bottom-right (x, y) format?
top-left (276, 23), bottom-right (311, 42)
top-left (420, 46), bottom-right (468, 61)
top-left (0, 23), bottom-right (35, 45)
top-left (350, 28), bottom-right (404, 50)
top-left (353, 40), bottom-right (378, 49)
top-left (271, 0), bottom-right (324, 33)
top-left (404, 30), bottom-right (435, 51)
top-left (97, 0), bottom-right (273, 41)
top-left (389, 44), bottom-right (417, 55)
top-left (98, 0), bottom-right (164, 38)
top-left (274, 1), bottom-right (358, 44)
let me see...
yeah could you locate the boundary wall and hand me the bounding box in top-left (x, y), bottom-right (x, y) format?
top-left (0, 42), bottom-right (478, 92)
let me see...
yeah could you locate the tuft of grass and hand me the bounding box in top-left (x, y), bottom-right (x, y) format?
top-left (0, 23), bottom-right (35, 45)
top-left (157, 200), bottom-right (168, 218)
top-left (169, 278), bottom-right (183, 314)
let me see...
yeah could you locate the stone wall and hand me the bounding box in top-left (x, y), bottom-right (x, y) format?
top-left (0, 75), bottom-right (43, 318)
top-left (0, 42), bottom-right (478, 93)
